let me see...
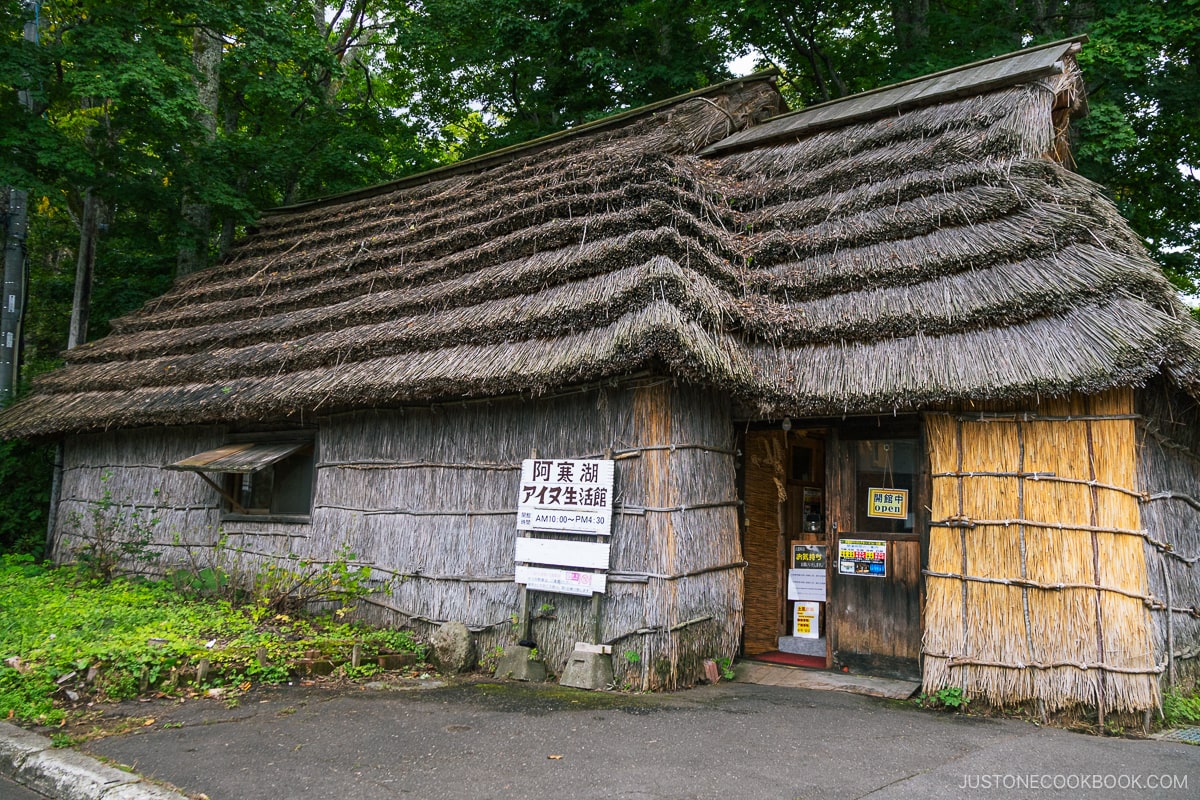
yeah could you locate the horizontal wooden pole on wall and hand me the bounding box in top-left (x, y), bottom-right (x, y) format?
top-left (320, 459), bottom-right (521, 471)
top-left (947, 412), bottom-right (1142, 423)
top-left (928, 516), bottom-right (1200, 562)
top-left (924, 652), bottom-right (1164, 676)
top-left (1143, 490), bottom-right (1200, 512)
top-left (932, 471), bottom-right (1143, 499)
top-left (318, 502), bottom-right (738, 517)
top-left (923, 568), bottom-right (1161, 606)
top-left (930, 516), bottom-right (1145, 536)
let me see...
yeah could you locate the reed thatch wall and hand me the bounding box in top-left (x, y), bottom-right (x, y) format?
top-left (924, 388), bottom-right (1160, 713)
top-left (50, 379), bottom-right (741, 690)
top-left (54, 427), bottom-right (225, 564)
top-left (1136, 380), bottom-right (1200, 691)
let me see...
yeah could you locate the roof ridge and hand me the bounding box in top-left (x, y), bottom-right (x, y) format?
top-left (702, 35), bottom-right (1088, 156)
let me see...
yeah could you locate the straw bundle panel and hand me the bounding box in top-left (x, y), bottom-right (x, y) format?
top-left (924, 389), bottom-right (1157, 712)
top-left (54, 429), bottom-right (225, 563)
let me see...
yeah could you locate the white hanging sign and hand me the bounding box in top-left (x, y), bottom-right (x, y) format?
top-left (516, 458), bottom-right (615, 536)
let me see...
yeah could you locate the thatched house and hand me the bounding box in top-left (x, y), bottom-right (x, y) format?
top-left (4, 37), bottom-right (1199, 713)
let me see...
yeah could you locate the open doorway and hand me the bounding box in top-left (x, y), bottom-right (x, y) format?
top-left (740, 420), bottom-right (925, 679)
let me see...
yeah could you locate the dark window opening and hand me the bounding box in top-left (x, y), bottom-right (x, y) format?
top-left (165, 436), bottom-right (316, 521)
top-left (225, 446), bottom-right (314, 517)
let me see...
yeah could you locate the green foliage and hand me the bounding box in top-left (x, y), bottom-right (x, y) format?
top-left (0, 554), bottom-right (427, 725)
top-left (1162, 688), bottom-right (1200, 727)
top-left (479, 644), bottom-right (507, 673)
top-left (398, 0), bottom-right (732, 149)
top-left (623, 649), bottom-right (641, 665)
top-left (917, 686), bottom-right (971, 711)
top-left (169, 537), bottom-right (379, 615)
top-left (67, 473), bottom-right (161, 582)
top-left (0, 439), bottom-right (52, 557)
top-left (715, 656), bottom-right (734, 680)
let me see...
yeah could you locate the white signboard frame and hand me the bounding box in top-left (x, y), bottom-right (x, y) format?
top-left (516, 458), bottom-right (615, 536)
top-left (515, 537), bottom-right (610, 570)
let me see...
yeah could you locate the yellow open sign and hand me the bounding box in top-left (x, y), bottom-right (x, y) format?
top-left (867, 487), bottom-right (908, 519)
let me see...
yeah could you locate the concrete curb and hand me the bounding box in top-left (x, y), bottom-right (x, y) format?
top-left (0, 722), bottom-right (190, 800)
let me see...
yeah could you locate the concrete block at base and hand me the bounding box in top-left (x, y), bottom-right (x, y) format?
top-left (0, 722), bottom-right (50, 774)
top-left (494, 645), bottom-right (548, 682)
top-left (558, 649), bottom-right (614, 690)
top-left (17, 747), bottom-right (138, 800)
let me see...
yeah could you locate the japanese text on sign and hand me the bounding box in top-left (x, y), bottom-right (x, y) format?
top-left (516, 458), bottom-right (615, 536)
top-left (838, 538), bottom-right (887, 577)
top-left (867, 487), bottom-right (908, 519)
top-left (789, 544), bottom-right (827, 601)
top-left (515, 566), bottom-right (607, 596)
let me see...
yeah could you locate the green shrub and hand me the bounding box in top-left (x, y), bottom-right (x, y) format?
top-left (1163, 689), bottom-right (1200, 726)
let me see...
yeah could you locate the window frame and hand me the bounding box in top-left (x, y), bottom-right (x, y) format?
top-left (166, 431), bottom-right (318, 524)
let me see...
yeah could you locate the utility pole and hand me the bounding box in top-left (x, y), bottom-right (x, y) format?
top-left (1, 2), bottom-right (38, 406)
top-left (1, 188), bottom-right (28, 407)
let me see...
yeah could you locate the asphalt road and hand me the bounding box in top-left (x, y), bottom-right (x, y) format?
top-left (80, 679), bottom-right (1199, 800)
top-left (0, 773), bottom-right (45, 800)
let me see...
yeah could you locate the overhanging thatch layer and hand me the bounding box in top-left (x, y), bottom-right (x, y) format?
top-left (2, 43), bottom-right (1197, 441)
top-left (923, 389), bottom-right (1160, 713)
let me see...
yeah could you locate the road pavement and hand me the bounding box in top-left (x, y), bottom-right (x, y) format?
top-left (60, 677), bottom-right (1199, 800)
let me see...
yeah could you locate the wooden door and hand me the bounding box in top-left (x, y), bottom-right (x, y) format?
top-left (826, 424), bottom-right (925, 680)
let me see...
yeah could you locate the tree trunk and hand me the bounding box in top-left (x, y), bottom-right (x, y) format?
top-left (892, 0), bottom-right (930, 66)
top-left (177, 25), bottom-right (222, 277)
top-left (68, 190), bottom-right (101, 351)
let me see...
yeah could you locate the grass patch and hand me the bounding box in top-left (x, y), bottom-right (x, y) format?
top-left (0, 554), bottom-right (426, 726)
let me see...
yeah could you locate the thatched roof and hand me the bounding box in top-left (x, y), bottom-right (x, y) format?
top-left (3, 37), bottom-right (1197, 439)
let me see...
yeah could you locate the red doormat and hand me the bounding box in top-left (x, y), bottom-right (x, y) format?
top-left (749, 651), bottom-right (827, 669)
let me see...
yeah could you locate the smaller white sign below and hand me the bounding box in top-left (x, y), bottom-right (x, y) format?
top-left (793, 602), bottom-right (820, 638)
top-left (515, 565), bottom-right (607, 596)
top-left (515, 537), bottom-right (610, 570)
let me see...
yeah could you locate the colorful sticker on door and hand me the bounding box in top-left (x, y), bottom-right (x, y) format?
top-left (838, 538), bottom-right (887, 577)
top-left (867, 487), bottom-right (908, 519)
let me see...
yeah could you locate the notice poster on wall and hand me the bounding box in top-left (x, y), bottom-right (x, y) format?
top-left (838, 538), bottom-right (887, 577)
top-left (793, 602), bottom-right (820, 638)
top-left (788, 544), bottom-right (827, 601)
